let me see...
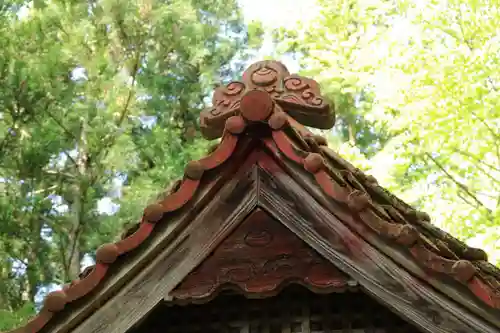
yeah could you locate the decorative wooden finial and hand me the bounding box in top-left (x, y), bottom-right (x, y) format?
top-left (200, 60), bottom-right (335, 139)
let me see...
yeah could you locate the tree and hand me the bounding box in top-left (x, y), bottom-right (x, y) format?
top-left (0, 0), bottom-right (262, 328)
top-left (274, 0), bottom-right (500, 264)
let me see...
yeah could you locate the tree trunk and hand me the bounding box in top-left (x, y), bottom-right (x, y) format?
top-left (65, 122), bottom-right (89, 280)
top-left (26, 217), bottom-right (43, 303)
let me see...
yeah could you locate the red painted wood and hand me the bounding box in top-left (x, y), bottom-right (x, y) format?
top-left (170, 209), bottom-right (351, 301)
top-left (199, 60), bottom-right (334, 140)
top-left (240, 90), bottom-right (274, 122)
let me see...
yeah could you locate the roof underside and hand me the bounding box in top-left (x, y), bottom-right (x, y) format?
top-left (8, 60), bottom-right (500, 333)
top-left (131, 286), bottom-right (423, 333)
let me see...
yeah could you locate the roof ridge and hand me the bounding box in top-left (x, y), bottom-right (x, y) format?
top-left (5, 130), bottom-right (241, 333)
top-left (7, 59), bottom-right (499, 333)
top-left (281, 124), bottom-right (494, 264)
top-left (264, 122), bottom-right (499, 309)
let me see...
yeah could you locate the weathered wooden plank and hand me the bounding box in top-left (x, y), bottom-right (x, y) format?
top-left (70, 164), bottom-right (259, 333)
top-left (40, 139), bottom-right (256, 333)
top-left (257, 149), bottom-right (500, 329)
top-left (256, 166), bottom-right (499, 333)
top-left (170, 208), bottom-right (351, 302)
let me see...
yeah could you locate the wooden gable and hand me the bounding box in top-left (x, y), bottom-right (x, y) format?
top-left (7, 60), bottom-right (500, 333)
top-left (170, 209), bottom-right (353, 302)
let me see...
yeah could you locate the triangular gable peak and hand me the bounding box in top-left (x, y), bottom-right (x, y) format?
top-left (170, 208), bottom-right (355, 303)
top-left (8, 60), bottom-right (500, 333)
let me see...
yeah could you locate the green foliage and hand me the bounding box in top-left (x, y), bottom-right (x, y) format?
top-left (1, 0), bottom-right (499, 330)
top-left (275, 0), bottom-right (500, 264)
top-left (0, 303), bottom-right (35, 331)
top-left (0, 0), bottom-right (261, 329)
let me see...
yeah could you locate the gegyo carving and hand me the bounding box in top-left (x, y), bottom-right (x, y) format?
top-left (200, 60), bottom-right (335, 139)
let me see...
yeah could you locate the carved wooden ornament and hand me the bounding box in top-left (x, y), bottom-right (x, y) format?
top-left (9, 60), bottom-right (500, 333)
top-left (200, 60), bottom-right (335, 139)
top-left (170, 209), bottom-right (351, 302)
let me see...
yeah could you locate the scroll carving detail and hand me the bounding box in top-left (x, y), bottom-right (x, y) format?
top-left (170, 209), bottom-right (351, 302)
top-left (200, 60), bottom-right (335, 139)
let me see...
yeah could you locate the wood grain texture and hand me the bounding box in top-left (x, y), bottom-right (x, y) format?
top-left (170, 209), bottom-right (353, 302)
top-left (38, 138), bottom-right (257, 333)
top-left (255, 164), bottom-right (500, 333)
top-left (259, 140), bottom-right (500, 328)
top-left (67, 164), bottom-right (260, 333)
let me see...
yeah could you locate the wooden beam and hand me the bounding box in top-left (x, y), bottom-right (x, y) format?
top-left (256, 165), bottom-right (500, 333)
top-left (40, 138), bottom-right (256, 333)
top-left (258, 146), bottom-right (500, 328)
top-left (68, 165), bottom-right (260, 333)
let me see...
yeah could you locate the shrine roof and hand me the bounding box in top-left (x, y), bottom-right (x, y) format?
top-left (7, 60), bottom-right (500, 333)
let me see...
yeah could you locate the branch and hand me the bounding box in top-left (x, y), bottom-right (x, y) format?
top-left (456, 7), bottom-right (475, 52)
top-left (451, 11), bottom-right (499, 94)
top-left (0, 119), bottom-right (18, 154)
top-left (13, 91), bottom-right (80, 170)
top-left (470, 163), bottom-right (500, 186)
top-left (117, 52), bottom-right (140, 125)
top-left (45, 109), bottom-right (79, 141)
top-left (41, 169), bottom-right (76, 179)
top-left (449, 151), bottom-right (500, 187)
top-left (31, 184), bottom-right (58, 195)
top-left (470, 109), bottom-right (500, 170)
top-left (475, 191), bottom-right (499, 199)
top-left (0, 80), bottom-right (28, 153)
top-left (90, 45), bottom-right (144, 185)
top-left (58, 232), bottom-right (69, 280)
top-left (487, 77), bottom-right (498, 92)
top-left (424, 153), bottom-right (491, 213)
top-left (456, 191), bottom-right (481, 211)
top-left (452, 148), bottom-right (500, 172)
top-left (0, 164), bottom-right (75, 182)
top-left (470, 110), bottom-right (500, 141)
top-left (55, 21), bottom-right (94, 56)
top-left (31, 111), bottom-right (80, 170)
